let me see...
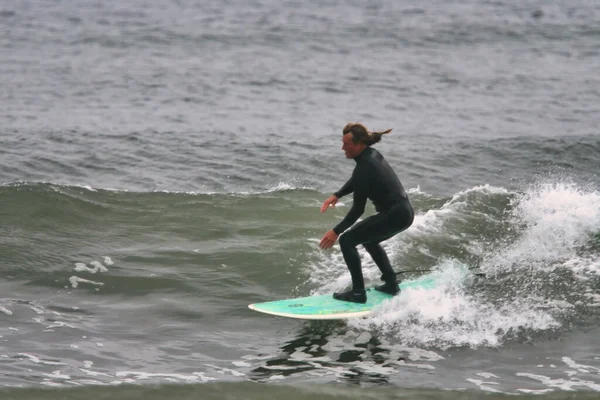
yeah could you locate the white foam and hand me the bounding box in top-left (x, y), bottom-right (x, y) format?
top-left (289, 352), bottom-right (332, 363)
top-left (69, 276), bottom-right (104, 288)
top-left (40, 381), bottom-right (63, 387)
top-left (353, 361), bottom-right (397, 375)
top-left (80, 368), bottom-right (112, 377)
top-left (583, 292), bottom-right (600, 306)
top-left (350, 261), bottom-right (559, 348)
top-left (562, 357), bottom-right (600, 374)
top-left (466, 378), bottom-right (503, 393)
top-left (264, 182), bottom-right (298, 193)
top-left (320, 333), bottom-right (358, 353)
top-left (103, 257), bottom-right (114, 266)
top-left (231, 361), bottom-right (252, 367)
top-left (517, 388), bottom-right (555, 394)
top-left (407, 186), bottom-right (425, 195)
top-left (516, 372), bottom-right (600, 391)
top-left (416, 181), bottom-right (600, 348)
top-left (564, 257), bottom-right (600, 278)
top-left (389, 360), bottom-right (435, 370)
top-left (42, 370), bottom-right (70, 380)
top-left (29, 306), bottom-right (44, 314)
top-left (392, 347), bottom-right (444, 362)
top-left (260, 365), bottom-right (300, 371)
top-left (204, 364), bottom-right (245, 377)
top-left (116, 371), bottom-right (216, 382)
top-left (354, 332), bottom-right (371, 345)
top-left (74, 262), bottom-right (108, 274)
top-left (0, 307), bottom-right (12, 316)
top-left (47, 321), bottom-right (75, 329)
top-left (476, 372), bottom-right (501, 379)
top-left (489, 182), bottom-right (600, 272)
top-left (17, 353), bottom-right (66, 366)
top-left (306, 362), bottom-right (357, 378)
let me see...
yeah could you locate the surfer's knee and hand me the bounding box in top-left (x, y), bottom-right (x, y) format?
top-left (338, 232), bottom-right (355, 249)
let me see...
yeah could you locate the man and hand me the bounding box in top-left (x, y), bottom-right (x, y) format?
top-left (319, 122), bottom-right (414, 303)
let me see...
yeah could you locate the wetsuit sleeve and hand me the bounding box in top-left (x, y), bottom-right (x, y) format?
top-left (334, 177), bottom-right (353, 198)
top-left (333, 168), bottom-right (370, 235)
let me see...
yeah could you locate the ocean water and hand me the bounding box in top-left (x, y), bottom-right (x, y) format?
top-left (1, 0), bottom-right (599, 398)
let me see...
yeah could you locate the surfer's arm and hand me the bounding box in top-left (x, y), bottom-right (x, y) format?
top-left (321, 176), bottom-right (353, 213)
top-left (332, 171), bottom-right (369, 235)
top-left (334, 177), bottom-right (353, 198)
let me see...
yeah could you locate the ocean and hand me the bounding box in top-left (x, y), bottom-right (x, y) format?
top-left (1, 0), bottom-right (599, 398)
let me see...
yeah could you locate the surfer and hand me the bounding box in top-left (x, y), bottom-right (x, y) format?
top-left (319, 122), bottom-right (414, 303)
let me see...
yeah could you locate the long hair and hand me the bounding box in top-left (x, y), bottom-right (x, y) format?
top-left (342, 122), bottom-right (392, 146)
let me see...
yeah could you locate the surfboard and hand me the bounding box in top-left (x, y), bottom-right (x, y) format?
top-left (248, 273), bottom-right (441, 320)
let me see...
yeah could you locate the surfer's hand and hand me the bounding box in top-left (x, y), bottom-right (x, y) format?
top-left (320, 195), bottom-right (338, 213)
top-left (319, 229), bottom-right (338, 250)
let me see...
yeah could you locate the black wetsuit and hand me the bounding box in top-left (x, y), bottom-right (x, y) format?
top-left (333, 147), bottom-right (414, 291)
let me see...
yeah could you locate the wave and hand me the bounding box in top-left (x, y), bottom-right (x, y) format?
top-left (2, 179), bottom-right (599, 350)
top-left (0, 180), bottom-right (318, 196)
top-left (4, 380), bottom-right (600, 400)
top-left (306, 181), bottom-right (600, 348)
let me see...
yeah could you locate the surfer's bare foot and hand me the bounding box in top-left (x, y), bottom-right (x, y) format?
top-left (333, 289), bottom-right (367, 303)
top-left (374, 281), bottom-right (400, 296)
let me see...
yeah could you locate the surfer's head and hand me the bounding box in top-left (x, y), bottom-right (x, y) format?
top-left (341, 123), bottom-right (392, 158)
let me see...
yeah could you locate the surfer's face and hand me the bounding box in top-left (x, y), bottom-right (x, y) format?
top-left (342, 133), bottom-right (366, 159)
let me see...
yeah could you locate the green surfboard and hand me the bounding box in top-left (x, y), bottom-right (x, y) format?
top-left (248, 273), bottom-right (441, 320)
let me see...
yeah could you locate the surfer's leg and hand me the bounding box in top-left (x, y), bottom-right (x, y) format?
top-left (334, 217), bottom-right (388, 303)
top-left (363, 243), bottom-right (396, 283)
top-left (334, 233), bottom-right (367, 303)
top-left (338, 233), bottom-right (365, 290)
top-left (340, 203), bottom-right (414, 296)
top-left (362, 240), bottom-right (400, 295)
top-left (337, 211), bottom-right (398, 294)
top-left (370, 203), bottom-right (414, 294)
